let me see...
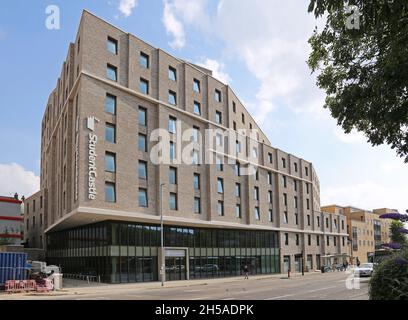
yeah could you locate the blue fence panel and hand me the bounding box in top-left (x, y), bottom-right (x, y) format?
top-left (0, 252), bottom-right (28, 286)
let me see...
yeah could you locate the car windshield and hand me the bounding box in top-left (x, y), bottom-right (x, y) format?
top-left (360, 263), bottom-right (373, 268)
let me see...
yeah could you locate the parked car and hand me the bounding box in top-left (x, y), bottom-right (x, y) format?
top-left (335, 263), bottom-right (346, 271)
top-left (354, 263), bottom-right (374, 277)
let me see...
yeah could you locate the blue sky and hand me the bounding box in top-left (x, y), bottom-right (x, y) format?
top-left (0, 0), bottom-right (407, 213)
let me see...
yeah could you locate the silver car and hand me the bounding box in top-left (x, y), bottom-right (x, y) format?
top-left (354, 263), bottom-right (374, 277)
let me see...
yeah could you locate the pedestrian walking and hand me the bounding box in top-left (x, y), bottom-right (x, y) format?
top-left (243, 265), bottom-right (249, 279)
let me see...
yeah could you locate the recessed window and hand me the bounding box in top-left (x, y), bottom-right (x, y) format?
top-left (307, 214), bottom-right (311, 226)
top-left (306, 183), bottom-right (310, 194)
top-left (294, 196), bottom-right (298, 209)
top-left (269, 210), bottom-right (273, 222)
top-left (235, 183), bottom-right (241, 198)
top-left (233, 121), bottom-right (237, 131)
top-left (107, 64), bottom-right (117, 82)
top-left (139, 188), bottom-right (148, 207)
top-left (268, 191), bottom-right (272, 203)
top-left (169, 66), bottom-right (177, 81)
top-left (194, 101), bottom-right (201, 115)
top-left (140, 78), bottom-right (149, 95)
top-left (215, 111), bottom-right (222, 124)
top-left (283, 193), bottom-right (288, 206)
top-left (236, 140), bottom-right (241, 153)
top-left (105, 152), bottom-right (116, 172)
top-left (308, 235), bottom-right (311, 246)
top-left (105, 182), bottom-right (116, 203)
top-left (168, 116), bottom-right (177, 134)
top-left (107, 37), bottom-right (118, 55)
top-left (255, 207), bottom-right (260, 220)
top-left (138, 106), bottom-right (147, 126)
top-left (216, 156), bottom-right (223, 172)
top-left (192, 149), bottom-right (199, 165)
top-left (138, 133), bottom-right (147, 152)
top-left (169, 167), bottom-right (177, 185)
top-left (140, 52), bottom-right (149, 69)
top-left (232, 101), bottom-right (236, 113)
top-left (138, 161), bottom-right (147, 180)
top-left (105, 123), bottom-right (116, 143)
top-left (306, 199), bottom-right (310, 210)
top-left (193, 173), bottom-right (200, 190)
top-left (241, 113), bottom-right (245, 124)
top-left (193, 79), bottom-right (200, 93)
top-left (327, 236), bottom-right (330, 246)
top-left (105, 94), bottom-right (116, 115)
top-left (282, 176), bottom-right (287, 188)
top-left (317, 236), bottom-right (320, 246)
top-left (170, 142), bottom-right (175, 160)
top-left (236, 204), bottom-right (241, 219)
top-left (215, 89), bottom-right (222, 102)
top-left (268, 172), bottom-right (272, 185)
top-left (169, 193), bottom-right (178, 210)
top-left (282, 158), bottom-right (286, 168)
top-left (235, 162), bottom-right (240, 176)
top-left (218, 201), bottom-right (224, 216)
top-left (295, 234), bottom-right (300, 246)
top-left (254, 187), bottom-right (259, 200)
top-left (168, 90), bottom-right (177, 105)
top-left (305, 167), bottom-right (309, 176)
top-left (295, 213), bottom-right (299, 225)
top-left (294, 180), bottom-right (298, 192)
top-left (252, 147), bottom-right (258, 158)
top-left (216, 133), bottom-right (223, 146)
top-left (317, 217), bottom-right (320, 227)
top-left (268, 153), bottom-right (273, 163)
top-left (284, 233), bottom-right (289, 245)
top-left (294, 163), bottom-right (298, 172)
top-left (192, 126), bottom-right (200, 142)
top-left (194, 197), bottom-right (201, 214)
top-left (217, 178), bottom-right (224, 194)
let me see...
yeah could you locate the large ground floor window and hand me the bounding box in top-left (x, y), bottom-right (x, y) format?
top-left (47, 221), bottom-right (280, 283)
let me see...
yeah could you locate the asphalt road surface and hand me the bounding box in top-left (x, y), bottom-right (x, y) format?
top-left (1, 271), bottom-right (369, 300)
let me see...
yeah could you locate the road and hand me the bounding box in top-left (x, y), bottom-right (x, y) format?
top-left (0, 271), bottom-right (369, 300)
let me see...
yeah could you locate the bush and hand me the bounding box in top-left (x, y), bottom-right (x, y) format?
top-left (369, 250), bottom-right (408, 300)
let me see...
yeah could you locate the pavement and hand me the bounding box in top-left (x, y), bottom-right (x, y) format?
top-left (0, 270), bottom-right (369, 300)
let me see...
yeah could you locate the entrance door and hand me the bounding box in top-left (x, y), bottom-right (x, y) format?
top-left (283, 256), bottom-right (290, 273)
top-left (294, 255), bottom-right (302, 272)
top-left (165, 256), bottom-right (186, 281)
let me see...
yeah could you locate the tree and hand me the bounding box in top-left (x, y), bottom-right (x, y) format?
top-left (390, 220), bottom-right (408, 248)
top-left (307, 0), bottom-right (408, 162)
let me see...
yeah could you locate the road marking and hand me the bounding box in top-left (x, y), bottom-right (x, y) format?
top-left (306, 286), bottom-right (338, 293)
top-left (264, 294), bottom-right (294, 300)
top-left (186, 289), bottom-right (201, 292)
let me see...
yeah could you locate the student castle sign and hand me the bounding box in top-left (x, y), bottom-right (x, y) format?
top-left (86, 116), bottom-right (99, 200)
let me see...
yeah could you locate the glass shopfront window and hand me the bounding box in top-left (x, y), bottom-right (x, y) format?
top-left (47, 221), bottom-right (279, 283)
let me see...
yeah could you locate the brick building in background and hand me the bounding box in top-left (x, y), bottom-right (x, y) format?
top-left (0, 194), bottom-right (23, 245)
top-left (26, 10), bottom-right (348, 283)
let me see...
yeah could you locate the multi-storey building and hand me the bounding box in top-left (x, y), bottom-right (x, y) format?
top-left (27, 10), bottom-right (348, 283)
top-left (24, 191), bottom-right (45, 249)
top-left (322, 205), bottom-right (393, 264)
top-left (0, 194), bottom-right (23, 245)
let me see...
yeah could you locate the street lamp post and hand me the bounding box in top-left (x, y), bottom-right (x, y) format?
top-left (160, 183), bottom-right (165, 287)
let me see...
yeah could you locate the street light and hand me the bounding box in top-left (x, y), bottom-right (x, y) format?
top-left (160, 183), bottom-right (165, 287)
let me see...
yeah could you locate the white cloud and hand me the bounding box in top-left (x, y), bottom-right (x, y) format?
top-left (321, 181), bottom-right (407, 214)
top-left (0, 163), bottom-right (40, 199)
top-left (334, 128), bottom-right (367, 144)
top-left (162, 0), bottom-right (186, 49)
top-left (196, 58), bottom-right (231, 84)
top-left (118, 0), bottom-right (138, 17)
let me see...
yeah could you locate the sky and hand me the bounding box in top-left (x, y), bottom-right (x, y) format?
top-left (0, 0), bottom-right (407, 213)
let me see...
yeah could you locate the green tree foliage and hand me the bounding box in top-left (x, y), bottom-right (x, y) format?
top-left (390, 220), bottom-right (408, 247)
top-left (307, 0), bottom-right (408, 161)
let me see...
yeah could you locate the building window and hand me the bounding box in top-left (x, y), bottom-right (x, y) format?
top-left (105, 123), bottom-right (116, 143)
top-left (317, 236), bottom-right (320, 246)
top-left (268, 153), bottom-right (273, 163)
top-left (107, 64), bottom-right (117, 81)
top-left (105, 182), bottom-right (116, 203)
top-left (235, 183), bottom-right (241, 198)
top-left (269, 210), bottom-right (273, 222)
top-left (305, 167), bottom-right (309, 176)
top-left (252, 148), bottom-right (258, 158)
top-left (138, 161), bottom-right (147, 180)
top-left (317, 216), bottom-right (320, 227)
top-left (193, 173), bottom-right (200, 190)
top-left (192, 149), bottom-right (199, 165)
top-left (254, 187), bottom-right (259, 200)
top-left (334, 237), bottom-right (337, 246)
top-left (168, 116), bottom-right (177, 134)
top-left (40, 214), bottom-right (43, 227)
top-left (194, 197), bottom-right (201, 214)
top-left (168, 66), bottom-right (177, 81)
top-left (306, 199), bottom-right (310, 210)
top-left (32, 217), bottom-right (35, 228)
top-left (236, 204), bottom-right (241, 219)
top-left (284, 233), bottom-right (289, 245)
top-left (216, 157), bottom-right (223, 172)
top-left (140, 78), bottom-right (149, 95)
top-left (235, 162), bottom-right (241, 176)
top-left (232, 101), bottom-right (236, 113)
top-left (294, 180), bottom-right (298, 192)
top-left (26, 219), bottom-right (29, 230)
top-left (282, 158), bottom-right (286, 168)
top-left (105, 152), bottom-right (116, 172)
top-left (138, 134), bottom-right (147, 152)
top-left (327, 236), bottom-right (330, 246)
top-left (326, 218), bottom-right (329, 228)
top-left (138, 106), bottom-right (147, 126)
top-left (105, 94), bottom-right (116, 115)
top-left (282, 176), bottom-right (287, 188)
top-left (295, 213), bottom-right (299, 225)
top-left (342, 220), bottom-right (345, 230)
top-left (215, 111), bottom-right (222, 124)
top-left (215, 89), bottom-right (222, 102)
top-left (283, 193), bottom-right (287, 206)
top-left (268, 172), bottom-right (272, 185)
top-left (255, 207), bottom-right (260, 220)
top-left (342, 237), bottom-right (345, 246)
top-left (294, 163), bottom-right (298, 172)
top-left (218, 201), bottom-right (224, 216)
top-left (294, 196), bottom-right (298, 209)
top-left (168, 90), bottom-right (177, 105)
top-left (307, 215), bottom-right (311, 226)
top-left (236, 140), bottom-right (241, 154)
top-left (268, 191), bottom-right (272, 203)
top-left (139, 188), bottom-right (148, 207)
top-left (194, 101), bottom-right (201, 115)
top-left (170, 142), bottom-right (175, 160)
top-left (217, 178), bottom-right (224, 194)
top-left (254, 169), bottom-right (259, 181)
top-left (308, 235), bottom-right (311, 246)
top-left (107, 37), bottom-right (118, 55)
top-left (296, 234), bottom-right (300, 246)
top-left (169, 167), bottom-right (177, 185)
top-left (140, 52), bottom-right (149, 68)
top-left (169, 193), bottom-right (178, 210)
top-left (216, 133), bottom-right (223, 146)
top-left (242, 113), bottom-right (245, 124)
top-left (233, 121), bottom-right (237, 131)
top-left (284, 211), bottom-right (288, 224)
top-left (192, 126), bottom-right (200, 142)
top-left (193, 79), bottom-right (200, 93)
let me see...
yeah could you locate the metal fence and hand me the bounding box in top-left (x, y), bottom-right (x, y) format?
top-left (63, 273), bottom-right (101, 284)
top-left (0, 267), bottom-right (28, 286)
